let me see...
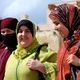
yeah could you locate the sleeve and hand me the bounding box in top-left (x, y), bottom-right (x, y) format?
top-left (39, 47), bottom-right (57, 80)
top-left (43, 62), bottom-right (57, 80)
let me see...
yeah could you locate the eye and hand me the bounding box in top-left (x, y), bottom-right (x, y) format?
top-left (53, 21), bottom-right (60, 25)
top-left (1, 31), bottom-right (5, 34)
top-left (18, 30), bottom-right (23, 33)
top-left (25, 30), bottom-right (31, 33)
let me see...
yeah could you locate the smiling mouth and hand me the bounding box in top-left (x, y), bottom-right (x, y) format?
top-left (21, 37), bottom-right (28, 40)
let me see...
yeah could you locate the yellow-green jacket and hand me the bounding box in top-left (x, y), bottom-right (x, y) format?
top-left (4, 41), bottom-right (57, 80)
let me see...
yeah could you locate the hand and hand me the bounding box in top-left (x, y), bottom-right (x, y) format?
top-left (27, 59), bottom-right (45, 73)
top-left (67, 54), bottom-right (80, 66)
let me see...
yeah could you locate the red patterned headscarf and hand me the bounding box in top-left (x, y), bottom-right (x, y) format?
top-left (49, 4), bottom-right (80, 39)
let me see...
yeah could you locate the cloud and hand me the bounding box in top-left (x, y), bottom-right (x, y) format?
top-left (3, 0), bottom-right (41, 17)
top-left (1, 0), bottom-right (60, 23)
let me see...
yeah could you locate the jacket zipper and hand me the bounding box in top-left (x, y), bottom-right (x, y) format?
top-left (16, 60), bottom-right (20, 80)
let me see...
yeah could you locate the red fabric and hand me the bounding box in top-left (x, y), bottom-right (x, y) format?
top-left (67, 4), bottom-right (74, 28)
top-left (0, 47), bottom-right (11, 80)
top-left (1, 18), bottom-right (18, 31)
top-left (49, 3), bottom-right (80, 80)
top-left (0, 19), bottom-right (3, 42)
top-left (57, 40), bottom-right (80, 80)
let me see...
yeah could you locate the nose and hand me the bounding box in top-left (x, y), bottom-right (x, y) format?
top-left (22, 31), bottom-right (26, 36)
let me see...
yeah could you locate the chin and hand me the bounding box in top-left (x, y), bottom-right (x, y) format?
top-left (21, 42), bottom-right (27, 48)
top-left (22, 45), bottom-right (28, 48)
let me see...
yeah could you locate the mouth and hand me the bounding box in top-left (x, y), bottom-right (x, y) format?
top-left (21, 36), bottom-right (28, 40)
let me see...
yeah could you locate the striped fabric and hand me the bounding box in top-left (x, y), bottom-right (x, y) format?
top-left (49, 4), bottom-right (80, 39)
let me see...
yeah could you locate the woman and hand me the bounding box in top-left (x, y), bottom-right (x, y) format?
top-left (1, 18), bottom-right (18, 50)
top-left (49, 4), bottom-right (80, 80)
top-left (4, 19), bottom-right (57, 80)
top-left (0, 17), bottom-right (18, 80)
top-left (0, 19), bottom-right (2, 43)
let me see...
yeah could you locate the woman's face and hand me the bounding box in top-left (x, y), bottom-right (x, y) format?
top-left (17, 25), bottom-right (33, 48)
top-left (51, 19), bottom-right (69, 38)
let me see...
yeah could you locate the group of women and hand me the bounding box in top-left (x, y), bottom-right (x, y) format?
top-left (0, 3), bottom-right (80, 80)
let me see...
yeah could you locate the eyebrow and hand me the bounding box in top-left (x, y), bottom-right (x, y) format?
top-left (52, 19), bottom-right (60, 22)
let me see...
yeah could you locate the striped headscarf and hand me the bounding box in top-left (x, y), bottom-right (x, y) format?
top-left (49, 4), bottom-right (80, 39)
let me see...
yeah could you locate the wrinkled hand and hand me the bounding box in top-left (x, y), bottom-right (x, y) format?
top-left (27, 59), bottom-right (45, 73)
top-left (67, 54), bottom-right (80, 66)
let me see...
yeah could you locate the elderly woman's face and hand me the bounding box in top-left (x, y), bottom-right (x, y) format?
top-left (17, 25), bottom-right (33, 48)
top-left (51, 19), bottom-right (69, 38)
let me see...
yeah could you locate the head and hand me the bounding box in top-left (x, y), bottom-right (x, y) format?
top-left (1, 17), bottom-right (18, 48)
top-left (49, 4), bottom-right (80, 40)
top-left (16, 19), bottom-right (36, 48)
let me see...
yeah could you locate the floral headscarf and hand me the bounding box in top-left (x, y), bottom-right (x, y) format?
top-left (49, 4), bottom-right (80, 39)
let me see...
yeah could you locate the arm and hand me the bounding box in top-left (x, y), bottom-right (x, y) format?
top-left (27, 59), bottom-right (57, 80)
top-left (27, 46), bottom-right (57, 80)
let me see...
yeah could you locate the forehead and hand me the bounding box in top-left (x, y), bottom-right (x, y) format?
top-left (19, 25), bottom-right (29, 30)
top-left (1, 28), bottom-right (14, 31)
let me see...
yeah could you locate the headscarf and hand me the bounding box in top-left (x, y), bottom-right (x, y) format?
top-left (0, 19), bottom-right (2, 42)
top-left (14, 19), bottom-right (39, 59)
top-left (1, 18), bottom-right (18, 31)
top-left (16, 19), bottom-right (35, 36)
top-left (1, 17), bottom-right (18, 50)
top-left (49, 4), bottom-right (80, 39)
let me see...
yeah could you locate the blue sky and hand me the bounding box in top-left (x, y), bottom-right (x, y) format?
top-left (0, 0), bottom-right (72, 24)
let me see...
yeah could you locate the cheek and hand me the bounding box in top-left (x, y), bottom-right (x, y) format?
top-left (61, 26), bottom-right (69, 38)
top-left (57, 24), bottom-right (69, 38)
top-left (28, 35), bottom-right (33, 42)
top-left (57, 24), bottom-right (62, 29)
top-left (17, 34), bottom-right (22, 43)
top-left (28, 35), bottom-right (34, 44)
